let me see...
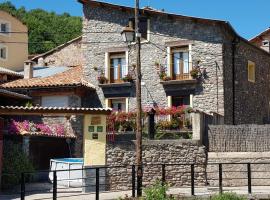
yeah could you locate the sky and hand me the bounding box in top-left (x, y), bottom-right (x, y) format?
top-left (1, 0), bottom-right (270, 40)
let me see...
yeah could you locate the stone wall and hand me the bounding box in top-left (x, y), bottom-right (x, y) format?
top-left (234, 41), bottom-right (270, 124)
top-left (106, 140), bottom-right (207, 191)
top-left (208, 125), bottom-right (270, 152)
top-left (207, 152), bottom-right (270, 186)
top-left (82, 4), bottom-right (226, 115)
top-left (34, 36), bottom-right (82, 67)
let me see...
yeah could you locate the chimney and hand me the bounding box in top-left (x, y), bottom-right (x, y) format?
top-left (38, 57), bottom-right (45, 66)
top-left (24, 60), bottom-right (34, 79)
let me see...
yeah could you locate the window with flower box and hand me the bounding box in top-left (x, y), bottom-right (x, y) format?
top-left (170, 46), bottom-right (190, 80)
top-left (109, 52), bottom-right (127, 83)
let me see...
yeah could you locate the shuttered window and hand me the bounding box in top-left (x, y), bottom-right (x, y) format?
top-left (248, 61), bottom-right (255, 83)
top-left (0, 46), bottom-right (7, 59)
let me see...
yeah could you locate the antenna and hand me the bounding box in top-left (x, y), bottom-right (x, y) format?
top-left (147, 0), bottom-right (150, 7)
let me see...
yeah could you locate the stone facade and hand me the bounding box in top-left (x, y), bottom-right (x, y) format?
top-left (81, 1), bottom-right (270, 125)
top-left (82, 2), bottom-right (226, 116)
top-left (106, 140), bottom-right (207, 190)
top-left (32, 36), bottom-right (82, 67)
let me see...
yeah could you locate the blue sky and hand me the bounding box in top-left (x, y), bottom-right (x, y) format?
top-left (2, 0), bottom-right (270, 39)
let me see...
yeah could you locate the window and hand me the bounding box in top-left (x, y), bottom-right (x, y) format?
top-left (129, 17), bottom-right (150, 40)
top-left (109, 52), bottom-right (127, 83)
top-left (171, 47), bottom-right (190, 80)
top-left (248, 61), bottom-right (255, 83)
top-left (172, 96), bottom-right (190, 107)
top-left (41, 96), bottom-right (69, 107)
top-left (262, 40), bottom-right (269, 47)
top-left (108, 98), bottom-right (127, 112)
top-left (0, 46), bottom-right (7, 60)
top-left (0, 22), bottom-right (9, 35)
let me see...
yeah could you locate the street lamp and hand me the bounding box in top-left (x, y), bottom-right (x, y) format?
top-left (121, 26), bottom-right (135, 43)
top-left (122, 0), bottom-right (143, 197)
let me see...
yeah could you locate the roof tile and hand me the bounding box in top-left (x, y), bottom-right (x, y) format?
top-left (1, 66), bottom-right (95, 89)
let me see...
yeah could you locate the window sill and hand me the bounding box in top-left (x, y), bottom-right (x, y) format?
top-left (160, 79), bottom-right (198, 85)
top-left (99, 82), bottom-right (132, 88)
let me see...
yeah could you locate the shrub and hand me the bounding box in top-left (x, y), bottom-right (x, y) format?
top-left (2, 141), bottom-right (35, 189)
top-left (143, 181), bottom-right (175, 200)
top-left (211, 192), bottom-right (246, 200)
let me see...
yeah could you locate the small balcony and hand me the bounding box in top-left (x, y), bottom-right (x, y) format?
top-left (160, 71), bottom-right (199, 96)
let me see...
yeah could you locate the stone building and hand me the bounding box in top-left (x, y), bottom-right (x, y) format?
top-left (31, 36), bottom-right (82, 67)
top-left (79, 0), bottom-right (270, 125)
top-left (249, 28), bottom-right (270, 52)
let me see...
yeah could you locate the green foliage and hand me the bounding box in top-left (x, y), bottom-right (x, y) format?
top-left (143, 181), bottom-right (175, 200)
top-left (25, 101), bottom-right (33, 107)
top-left (0, 1), bottom-right (82, 54)
top-left (2, 141), bottom-right (35, 189)
top-left (211, 193), bottom-right (246, 200)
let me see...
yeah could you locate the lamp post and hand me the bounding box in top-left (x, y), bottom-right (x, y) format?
top-left (121, 0), bottom-right (143, 196)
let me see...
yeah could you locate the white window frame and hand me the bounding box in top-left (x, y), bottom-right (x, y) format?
top-left (105, 51), bottom-right (128, 83)
top-left (106, 98), bottom-right (128, 112)
top-left (166, 44), bottom-right (192, 78)
top-left (0, 44), bottom-right (8, 61)
top-left (0, 19), bottom-right (11, 37)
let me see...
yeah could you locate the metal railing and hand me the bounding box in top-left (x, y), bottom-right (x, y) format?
top-left (2, 162), bottom-right (270, 200)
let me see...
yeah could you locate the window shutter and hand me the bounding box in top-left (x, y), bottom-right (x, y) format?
top-left (105, 52), bottom-right (109, 79)
top-left (248, 61), bottom-right (255, 82)
top-left (166, 47), bottom-right (171, 76)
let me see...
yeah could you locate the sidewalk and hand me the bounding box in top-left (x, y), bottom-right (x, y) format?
top-left (1, 186), bottom-right (270, 200)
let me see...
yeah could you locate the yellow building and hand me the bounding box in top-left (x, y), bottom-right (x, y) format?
top-left (0, 10), bottom-right (28, 71)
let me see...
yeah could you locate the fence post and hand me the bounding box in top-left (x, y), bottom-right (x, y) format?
top-left (247, 163), bottom-right (252, 194)
top-left (162, 164), bottom-right (166, 185)
top-left (20, 173), bottom-right (25, 200)
top-left (53, 171), bottom-right (57, 200)
top-left (191, 164), bottom-right (195, 196)
top-left (219, 164), bottom-right (223, 194)
top-left (96, 168), bottom-right (100, 200)
top-left (132, 165), bottom-right (136, 198)
top-left (137, 165), bottom-right (143, 197)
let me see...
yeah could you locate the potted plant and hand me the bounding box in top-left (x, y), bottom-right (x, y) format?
top-left (97, 74), bottom-right (108, 84)
top-left (162, 76), bottom-right (172, 81)
top-left (190, 68), bottom-right (201, 79)
top-left (122, 73), bottom-right (133, 83)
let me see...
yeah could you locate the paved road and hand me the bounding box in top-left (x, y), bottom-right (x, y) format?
top-left (1, 186), bottom-right (270, 199)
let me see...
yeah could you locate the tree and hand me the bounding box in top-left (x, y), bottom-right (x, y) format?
top-left (0, 1), bottom-right (82, 54)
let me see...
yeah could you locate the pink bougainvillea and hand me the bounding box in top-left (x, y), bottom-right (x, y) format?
top-left (8, 120), bottom-right (66, 137)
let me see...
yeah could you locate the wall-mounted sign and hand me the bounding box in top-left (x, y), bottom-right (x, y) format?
top-left (91, 116), bottom-right (101, 125)
top-left (97, 126), bottom-right (103, 132)
top-left (92, 133), bottom-right (99, 140)
top-left (88, 126), bottom-right (95, 132)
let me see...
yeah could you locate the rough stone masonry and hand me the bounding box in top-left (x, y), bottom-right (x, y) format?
top-left (106, 140), bottom-right (207, 191)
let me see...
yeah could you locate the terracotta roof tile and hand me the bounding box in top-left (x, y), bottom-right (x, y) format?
top-left (0, 67), bottom-right (23, 77)
top-left (0, 106), bottom-right (112, 115)
top-left (1, 66), bottom-right (95, 89)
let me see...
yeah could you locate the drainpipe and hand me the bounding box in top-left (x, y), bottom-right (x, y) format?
top-left (232, 37), bottom-right (239, 125)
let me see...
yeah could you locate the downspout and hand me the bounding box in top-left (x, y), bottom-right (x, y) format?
top-left (232, 36), bottom-right (239, 125)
